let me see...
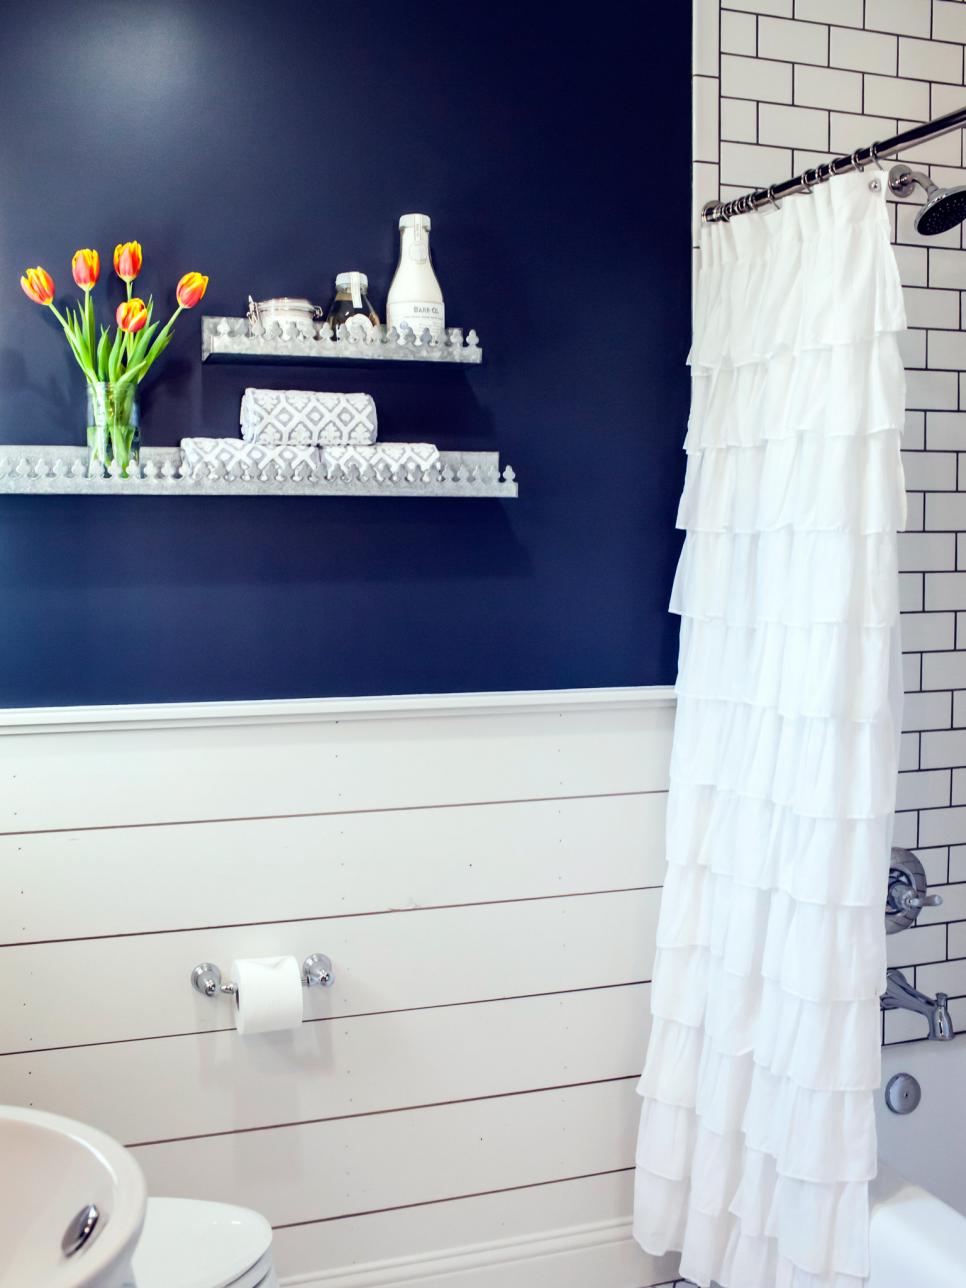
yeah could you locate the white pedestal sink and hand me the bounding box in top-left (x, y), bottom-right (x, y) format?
top-left (0, 1105), bottom-right (147, 1287)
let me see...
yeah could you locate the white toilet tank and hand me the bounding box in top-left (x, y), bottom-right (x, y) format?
top-left (127, 1197), bottom-right (276, 1288)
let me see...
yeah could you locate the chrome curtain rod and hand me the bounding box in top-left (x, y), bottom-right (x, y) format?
top-left (702, 104), bottom-right (966, 224)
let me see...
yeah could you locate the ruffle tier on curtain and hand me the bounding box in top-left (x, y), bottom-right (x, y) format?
top-left (634, 172), bottom-right (907, 1288)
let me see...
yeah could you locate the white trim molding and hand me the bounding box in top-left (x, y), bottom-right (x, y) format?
top-left (281, 1217), bottom-right (629, 1287)
top-left (279, 1217), bottom-right (675, 1288)
top-left (0, 685), bottom-right (677, 736)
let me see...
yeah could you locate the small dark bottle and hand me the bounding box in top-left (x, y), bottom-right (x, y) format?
top-left (324, 272), bottom-right (380, 339)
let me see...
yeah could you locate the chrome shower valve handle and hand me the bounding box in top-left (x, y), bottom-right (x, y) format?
top-left (885, 848), bottom-right (942, 934)
top-left (893, 888), bottom-right (942, 913)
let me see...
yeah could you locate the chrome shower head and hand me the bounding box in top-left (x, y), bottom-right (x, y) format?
top-left (917, 185), bottom-right (966, 235)
top-left (889, 163), bottom-right (966, 236)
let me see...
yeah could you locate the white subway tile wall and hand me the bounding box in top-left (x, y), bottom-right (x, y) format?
top-left (694, 0), bottom-right (966, 1051)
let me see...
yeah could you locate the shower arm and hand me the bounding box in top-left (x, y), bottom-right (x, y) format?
top-left (702, 104), bottom-right (966, 225)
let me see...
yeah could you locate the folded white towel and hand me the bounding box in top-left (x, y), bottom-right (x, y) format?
top-left (240, 388), bottom-right (378, 446)
top-left (321, 443), bottom-right (441, 477)
top-left (180, 438), bottom-right (321, 480)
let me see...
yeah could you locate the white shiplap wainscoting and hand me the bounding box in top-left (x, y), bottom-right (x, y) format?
top-left (0, 687), bottom-right (677, 1288)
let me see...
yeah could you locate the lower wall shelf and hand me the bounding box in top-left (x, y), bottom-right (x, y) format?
top-left (0, 447), bottom-right (518, 499)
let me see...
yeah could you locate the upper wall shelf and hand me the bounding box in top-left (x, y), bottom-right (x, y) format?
top-left (201, 317), bottom-right (483, 365)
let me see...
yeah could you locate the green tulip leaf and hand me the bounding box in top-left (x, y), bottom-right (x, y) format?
top-left (95, 327), bottom-right (110, 381)
top-left (107, 325), bottom-right (125, 384)
top-left (129, 320), bottom-right (160, 365)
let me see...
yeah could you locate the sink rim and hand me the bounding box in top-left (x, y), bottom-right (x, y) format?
top-left (1, 1104), bottom-right (147, 1287)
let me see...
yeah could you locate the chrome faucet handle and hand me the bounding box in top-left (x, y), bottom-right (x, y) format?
top-left (894, 888), bottom-right (942, 912)
top-left (886, 848), bottom-right (940, 933)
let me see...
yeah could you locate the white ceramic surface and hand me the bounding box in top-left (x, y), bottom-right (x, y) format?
top-left (0, 1105), bottom-right (147, 1288)
top-left (870, 1036), bottom-right (966, 1287)
top-left (130, 1198), bottom-right (274, 1288)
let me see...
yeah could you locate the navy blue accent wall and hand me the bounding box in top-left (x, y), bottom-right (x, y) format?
top-left (0, 1), bottom-right (690, 706)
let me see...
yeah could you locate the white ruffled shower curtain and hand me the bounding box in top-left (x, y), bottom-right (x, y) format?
top-left (634, 171), bottom-right (907, 1288)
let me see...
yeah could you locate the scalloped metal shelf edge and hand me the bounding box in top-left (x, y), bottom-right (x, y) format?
top-left (201, 317), bottom-right (483, 364)
top-left (0, 447), bottom-right (518, 499)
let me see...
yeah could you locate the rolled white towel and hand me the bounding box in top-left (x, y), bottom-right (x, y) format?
top-left (180, 437), bottom-right (321, 480)
top-left (321, 443), bottom-right (441, 477)
top-left (240, 388), bottom-right (378, 446)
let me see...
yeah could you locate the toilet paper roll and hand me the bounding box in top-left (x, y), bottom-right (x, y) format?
top-left (231, 956), bottom-right (304, 1035)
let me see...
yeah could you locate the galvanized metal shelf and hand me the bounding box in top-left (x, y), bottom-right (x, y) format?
top-left (201, 317), bottom-right (483, 365)
top-left (0, 447), bottom-right (517, 498)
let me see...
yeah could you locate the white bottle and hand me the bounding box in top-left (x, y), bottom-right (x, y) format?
top-left (386, 213), bottom-right (445, 341)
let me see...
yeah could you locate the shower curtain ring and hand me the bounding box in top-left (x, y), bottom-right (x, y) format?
top-left (870, 141), bottom-right (886, 170)
top-left (851, 149), bottom-right (866, 172)
top-left (767, 184), bottom-right (781, 211)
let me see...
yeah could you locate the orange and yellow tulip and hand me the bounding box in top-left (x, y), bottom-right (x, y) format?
top-left (116, 298), bottom-right (148, 333)
top-left (20, 266), bottom-right (55, 305)
top-left (113, 241), bottom-right (142, 283)
top-left (175, 272), bottom-right (208, 309)
top-left (71, 249), bottom-right (100, 289)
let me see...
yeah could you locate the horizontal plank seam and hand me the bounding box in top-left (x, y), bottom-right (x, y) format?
top-left (0, 978), bottom-right (650, 1059)
top-left (126, 1073), bottom-right (641, 1149)
top-left (0, 787), bottom-right (665, 840)
top-left (270, 1166), bottom-right (636, 1231)
top-left (0, 884), bottom-right (658, 949)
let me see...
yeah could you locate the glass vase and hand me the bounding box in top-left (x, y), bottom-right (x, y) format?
top-left (87, 381), bottom-right (140, 478)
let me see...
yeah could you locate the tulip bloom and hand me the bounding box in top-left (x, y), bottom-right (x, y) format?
top-left (116, 298), bottom-right (149, 333)
top-left (113, 241), bottom-right (142, 283)
top-left (20, 266), bottom-right (55, 305)
top-left (72, 249), bottom-right (100, 289)
top-left (175, 272), bottom-right (208, 309)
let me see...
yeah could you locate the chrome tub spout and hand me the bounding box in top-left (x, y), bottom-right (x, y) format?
top-left (881, 968), bottom-right (955, 1041)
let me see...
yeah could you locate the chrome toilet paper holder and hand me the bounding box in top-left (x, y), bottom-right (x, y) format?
top-left (190, 954), bottom-right (335, 997)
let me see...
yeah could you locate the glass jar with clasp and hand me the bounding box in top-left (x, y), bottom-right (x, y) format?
top-left (246, 296), bottom-right (322, 337)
